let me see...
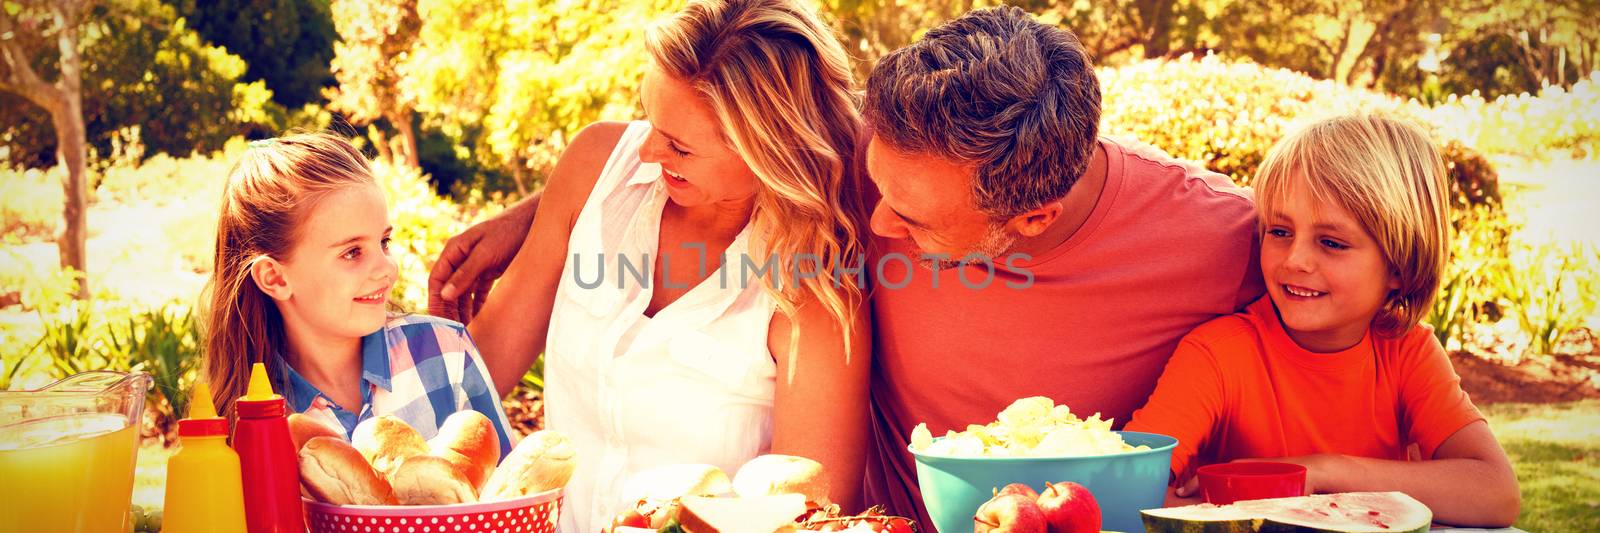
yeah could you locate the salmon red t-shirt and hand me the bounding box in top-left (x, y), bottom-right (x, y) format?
top-left (862, 137), bottom-right (1264, 528)
top-left (1125, 296), bottom-right (1486, 483)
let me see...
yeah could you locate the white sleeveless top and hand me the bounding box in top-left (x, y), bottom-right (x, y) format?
top-left (544, 121), bottom-right (778, 533)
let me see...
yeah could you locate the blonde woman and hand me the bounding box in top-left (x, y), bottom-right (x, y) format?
top-left (462, 0), bottom-right (870, 530)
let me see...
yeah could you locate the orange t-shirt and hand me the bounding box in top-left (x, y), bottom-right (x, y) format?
top-left (1125, 296), bottom-right (1485, 484)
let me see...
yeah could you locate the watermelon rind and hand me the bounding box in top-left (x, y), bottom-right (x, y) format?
top-left (1141, 492), bottom-right (1431, 533)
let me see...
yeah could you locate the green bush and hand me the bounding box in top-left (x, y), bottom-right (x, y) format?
top-left (1099, 54), bottom-right (1403, 187)
top-left (1426, 205), bottom-right (1518, 349)
top-left (107, 305), bottom-right (203, 440)
top-left (1100, 54), bottom-right (1523, 204)
top-left (373, 160), bottom-right (503, 312)
top-left (0, 3), bottom-right (277, 171)
top-left (1496, 242), bottom-right (1600, 356)
top-left (0, 166), bottom-right (67, 242)
top-left (95, 144), bottom-right (235, 209)
top-left (1417, 74), bottom-right (1600, 160)
top-left (1440, 139), bottom-right (1501, 209)
top-left (7, 293), bottom-right (202, 440)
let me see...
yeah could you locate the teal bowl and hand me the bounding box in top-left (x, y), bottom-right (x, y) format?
top-left (910, 431), bottom-right (1176, 533)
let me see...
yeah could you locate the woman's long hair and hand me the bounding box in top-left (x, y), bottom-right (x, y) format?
top-left (203, 133), bottom-right (375, 418)
top-left (646, 0), bottom-right (869, 356)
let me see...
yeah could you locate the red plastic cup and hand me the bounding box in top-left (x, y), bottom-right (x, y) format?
top-left (1196, 462), bottom-right (1307, 504)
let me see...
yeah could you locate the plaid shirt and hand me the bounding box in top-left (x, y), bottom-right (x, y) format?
top-left (276, 314), bottom-right (514, 459)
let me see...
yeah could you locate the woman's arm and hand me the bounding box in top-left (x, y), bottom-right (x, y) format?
top-left (1266, 420), bottom-right (1520, 527)
top-left (768, 291), bottom-right (872, 511)
top-left (469, 121), bottom-right (628, 397)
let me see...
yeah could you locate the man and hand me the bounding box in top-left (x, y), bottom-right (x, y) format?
top-left (430, 6), bottom-right (1261, 529)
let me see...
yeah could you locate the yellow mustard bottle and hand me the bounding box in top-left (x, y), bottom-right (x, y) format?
top-left (162, 380), bottom-right (248, 533)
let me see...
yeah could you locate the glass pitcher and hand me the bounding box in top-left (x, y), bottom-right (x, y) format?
top-left (0, 370), bottom-right (153, 532)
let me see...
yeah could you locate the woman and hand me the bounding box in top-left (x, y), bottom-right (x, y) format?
top-left (465, 0), bottom-right (871, 530)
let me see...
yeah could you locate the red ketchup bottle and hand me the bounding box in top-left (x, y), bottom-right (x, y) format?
top-left (233, 362), bottom-right (305, 533)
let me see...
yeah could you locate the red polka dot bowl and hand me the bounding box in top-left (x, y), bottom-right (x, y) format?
top-left (304, 488), bottom-right (563, 533)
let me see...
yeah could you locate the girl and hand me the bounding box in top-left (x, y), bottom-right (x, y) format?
top-left (1127, 114), bottom-right (1520, 527)
top-left (204, 133), bottom-right (513, 456)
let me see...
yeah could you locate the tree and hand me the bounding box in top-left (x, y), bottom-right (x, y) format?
top-left (179, 0), bottom-right (337, 109)
top-left (400, 0), bottom-right (675, 194)
top-left (1432, 0), bottom-right (1599, 98)
top-left (1, 0), bottom-right (276, 170)
top-left (821, 0), bottom-right (992, 81)
top-left (1022, 0), bottom-right (1209, 61)
top-left (1204, 0), bottom-right (1439, 88)
top-left (1, 0), bottom-right (92, 298)
top-left (326, 0), bottom-right (422, 169)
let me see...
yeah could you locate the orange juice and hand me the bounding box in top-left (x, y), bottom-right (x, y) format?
top-left (0, 413), bottom-right (139, 533)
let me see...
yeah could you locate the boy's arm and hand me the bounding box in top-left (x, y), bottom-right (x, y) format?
top-left (1125, 335), bottom-right (1230, 495)
top-left (1251, 420), bottom-right (1519, 527)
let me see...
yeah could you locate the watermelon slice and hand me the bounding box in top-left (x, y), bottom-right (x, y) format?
top-left (1141, 492), bottom-right (1432, 533)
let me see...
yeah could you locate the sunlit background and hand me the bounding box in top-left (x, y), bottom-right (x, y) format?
top-left (2, 1), bottom-right (1597, 530)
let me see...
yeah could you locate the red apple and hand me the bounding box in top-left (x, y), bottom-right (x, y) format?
top-left (996, 482), bottom-right (1041, 500)
top-left (1037, 481), bottom-right (1101, 533)
top-left (974, 493), bottom-right (1048, 533)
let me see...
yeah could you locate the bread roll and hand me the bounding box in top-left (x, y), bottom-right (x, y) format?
top-left (619, 463), bottom-right (733, 506)
top-left (429, 410), bottom-right (500, 490)
top-left (480, 430), bottom-right (578, 501)
top-left (732, 454), bottom-right (831, 505)
top-left (298, 436), bottom-right (399, 505)
top-left (351, 415), bottom-right (428, 478)
top-left (390, 455), bottom-right (478, 505)
top-left (289, 413), bottom-right (345, 451)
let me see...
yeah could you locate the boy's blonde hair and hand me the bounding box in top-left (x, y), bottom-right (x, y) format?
top-left (1254, 114), bottom-right (1450, 337)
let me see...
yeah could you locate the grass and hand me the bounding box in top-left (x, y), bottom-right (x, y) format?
top-left (1483, 400), bottom-right (1600, 531)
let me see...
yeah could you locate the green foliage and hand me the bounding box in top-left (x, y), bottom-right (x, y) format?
top-left (400, 0), bottom-right (677, 190)
top-left (106, 305), bottom-right (201, 422)
top-left (1429, 0), bottom-right (1599, 100)
top-left (1099, 54), bottom-right (1402, 186)
top-left (1426, 204), bottom-right (1518, 348)
top-left (325, 0), bottom-right (424, 170)
top-left (94, 139), bottom-right (238, 276)
top-left (372, 159), bottom-right (502, 310)
top-left (0, 0), bottom-right (276, 170)
top-left (520, 355), bottom-right (545, 394)
top-left (36, 302), bottom-right (121, 377)
top-left (1495, 241), bottom-right (1600, 355)
top-left (820, 0), bottom-right (994, 81)
top-left (0, 166), bottom-right (65, 242)
top-left (1416, 74), bottom-right (1600, 160)
top-left (1099, 54), bottom-right (1594, 187)
top-left (326, 0), bottom-right (418, 126)
top-left (1439, 139), bottom-right (1501, 208)
top-left (178, 0), bottom-right (338, 109)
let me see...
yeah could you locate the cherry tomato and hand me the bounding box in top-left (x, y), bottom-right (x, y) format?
top-left (609, 509), bottom-right (649, 530)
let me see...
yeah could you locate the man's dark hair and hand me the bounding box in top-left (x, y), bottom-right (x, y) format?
top-left (864, 6), bottom-right (1101, 219)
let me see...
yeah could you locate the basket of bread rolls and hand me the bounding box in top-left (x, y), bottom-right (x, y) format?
top-left (292, 411), bottom-right (577, 533)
